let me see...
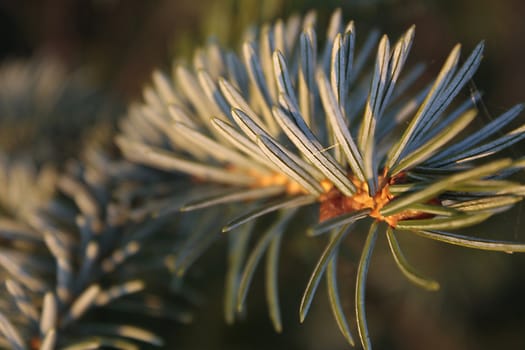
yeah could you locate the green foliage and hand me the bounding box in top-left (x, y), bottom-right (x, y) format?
top-left (1, 6), bottom-right (525, 350)
top-left (116, 8), bottom-right (525, 349)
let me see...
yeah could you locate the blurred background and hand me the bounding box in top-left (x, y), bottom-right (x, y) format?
top-left (1, 0), bottom-right (524, 349)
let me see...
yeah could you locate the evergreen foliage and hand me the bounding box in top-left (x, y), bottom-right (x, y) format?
top-left (1, 7), bottom-right (525, 350)
top-left (117, 9), bottom-right (525, 349)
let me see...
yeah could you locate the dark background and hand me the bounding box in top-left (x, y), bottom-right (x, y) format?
top-left (1, 0), bottom-right (524, 349)
top-left (2, 0), bottom-right (525, 106)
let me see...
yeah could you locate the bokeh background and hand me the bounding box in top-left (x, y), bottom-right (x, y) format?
top-left (1, 0), bottom-right (525, 349)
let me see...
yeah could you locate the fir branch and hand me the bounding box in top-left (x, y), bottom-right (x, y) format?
top-left (115, 8), bottom-right (525, 349)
